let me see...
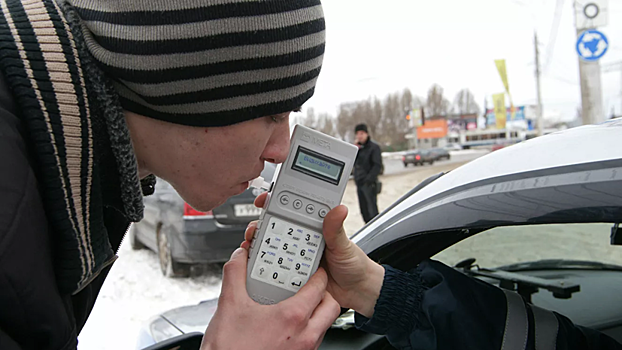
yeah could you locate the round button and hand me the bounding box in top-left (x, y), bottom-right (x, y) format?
top-left (256, 265), bottom-right (269, 279)
top-left (293, 199), bottom-right (303, 210)
top-left (279, 195), bottom-right (290, 205)
top-left (305, 204), bottom-right (315, 214)
top-left (289, 276), bottom-right (303, 289)
top-left (318, 208), bottom-right (328, 218)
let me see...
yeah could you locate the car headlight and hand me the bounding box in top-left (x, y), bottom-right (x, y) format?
top-left (136, 316), bottom-right (184, 349)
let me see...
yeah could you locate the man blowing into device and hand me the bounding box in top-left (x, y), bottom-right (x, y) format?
top-left (0, 0), bottom-right (348, 348)
top-left (3, 0), bottom-right (619, 350)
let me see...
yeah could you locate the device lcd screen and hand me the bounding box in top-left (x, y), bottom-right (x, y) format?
top-left (292, 147), bottom-right (344, 185)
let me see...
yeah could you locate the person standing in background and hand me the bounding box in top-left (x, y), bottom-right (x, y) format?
top-left (354, 124), bottom-right (382, 223)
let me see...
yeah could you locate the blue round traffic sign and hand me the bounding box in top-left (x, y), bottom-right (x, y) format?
top-left (576, 29), bottom-right (609, 62)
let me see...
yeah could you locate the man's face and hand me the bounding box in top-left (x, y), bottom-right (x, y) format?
top-left (125, 112), bottom-right (291, 211)
top-left (355, 130), bottom-right (369, 144)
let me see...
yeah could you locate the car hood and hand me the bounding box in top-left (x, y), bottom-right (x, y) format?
top-left (352, 120), bottom-right (622, 271)
top-left (156, 298), bottom-right (219, 336)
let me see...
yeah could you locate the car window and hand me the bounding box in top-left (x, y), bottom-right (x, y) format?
top-left (433, 223), bottom-right (622, 268)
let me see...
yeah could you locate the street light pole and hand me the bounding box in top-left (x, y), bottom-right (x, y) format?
top-left (534, 32), bottom-right (544, 136)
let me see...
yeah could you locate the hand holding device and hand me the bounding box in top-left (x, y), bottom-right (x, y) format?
top-left (201, 247), bottom-right (340, 350)
top-left (246, 125), bottom-right (358, 304)
top-left (246, 196), bottom-right (385, 318)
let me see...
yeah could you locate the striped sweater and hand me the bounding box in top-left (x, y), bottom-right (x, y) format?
top-left (0, 0), bottom-right (151, 295)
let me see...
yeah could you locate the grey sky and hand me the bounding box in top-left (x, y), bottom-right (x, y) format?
top-left (305, 0), bottom-right (622, 122)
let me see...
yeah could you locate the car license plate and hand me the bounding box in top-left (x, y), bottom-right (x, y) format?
top-left (234, 204), bottom-right (261, 217)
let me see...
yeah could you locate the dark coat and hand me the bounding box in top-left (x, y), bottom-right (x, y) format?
top-left (356, 261), bottom-right (622, 350)
top-left (0, 73), bottom-right (130, 350)
top-left (354, 137), bottom-right (383, 187)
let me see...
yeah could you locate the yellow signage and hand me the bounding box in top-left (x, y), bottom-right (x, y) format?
top-left (495, 59), bottom-right (515, 120)
top-left (493, 93), bottom-right (506, 129)
top-left (495, 59), bottom-right (510, 94)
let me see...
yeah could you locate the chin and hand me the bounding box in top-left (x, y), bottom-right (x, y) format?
top-left (187, 192), bottom-right (229, 212)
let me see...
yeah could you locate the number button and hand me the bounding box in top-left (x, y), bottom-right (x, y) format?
top-left (285, 227), bottom-right (294, 237)
top-left (277, 256), bottom-right (293, 272)
top-left (290, 227), bottom-right (303, 242)
top-left (301, 247), bottom-right (316, 262)
top-left (268, 217), bottom-right (284, 235)
top-left (293, 199), bottom-right (303, 210)
top-left (259, 249), bottom-right (276, 265)
top-left (272, 270), bottom-right (287, 286)
top-left (265, 235), bottom-right (280, 251)
top-left (296, 262), bottom-right (312, 278)
top-left (305, 232), bottom-right (322, 248)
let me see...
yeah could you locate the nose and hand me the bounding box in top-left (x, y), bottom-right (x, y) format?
top-left (261, 122), bottom-right (290, 164)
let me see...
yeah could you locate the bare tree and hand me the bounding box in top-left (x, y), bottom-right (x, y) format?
top-left (426, 84), bottom-right (450, 117)
top-left (295, 108), bottom-right (338, 137)
top-left (452, 89), bottom-right (480, 115)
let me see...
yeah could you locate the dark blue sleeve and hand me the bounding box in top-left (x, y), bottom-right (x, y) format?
top-left (355, 260), bottom-right (622, 350)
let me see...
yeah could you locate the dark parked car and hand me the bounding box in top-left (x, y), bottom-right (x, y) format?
top-left (429, 147), bottom-right (450, 161)
top-left (402, 149), bottom-right (435, 167)
top-left (130, 163), bottom-right (276, 277)
top-left (137, 119), bottom-right (622, 349)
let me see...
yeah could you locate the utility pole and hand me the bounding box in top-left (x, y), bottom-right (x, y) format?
top-left (534, 32), bottom-right (544, 136)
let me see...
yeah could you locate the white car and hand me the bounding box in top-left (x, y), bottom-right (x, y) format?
top-left (138, 119), bottom-right (622, 350)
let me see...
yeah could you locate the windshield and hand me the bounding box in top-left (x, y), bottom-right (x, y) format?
top-left (433, 223), bottom-right (622, 268)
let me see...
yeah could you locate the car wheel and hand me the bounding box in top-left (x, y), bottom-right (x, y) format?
top-left (157, 226), bottom-right (190, 278)
top-left (128, 224), bottom-right (145, 250)
top-left (429, 160), bottom-right (434, 165)
top-left (403, 162), bottom-right (408, 167)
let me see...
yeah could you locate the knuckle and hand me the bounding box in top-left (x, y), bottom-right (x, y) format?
top-left (222, 260), bottom-right (237, 275)
top-left (283, 306), bottom-right (307, 324)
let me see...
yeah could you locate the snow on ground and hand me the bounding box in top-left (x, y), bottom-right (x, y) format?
top-left (78, 238), bottom-right (223, 349)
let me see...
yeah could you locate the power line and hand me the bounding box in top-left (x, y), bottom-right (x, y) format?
top-left (543, 0), bottom-right (565, 73)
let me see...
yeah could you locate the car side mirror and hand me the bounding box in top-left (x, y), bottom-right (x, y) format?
top-left (141, 332), bottom-right (203, 350)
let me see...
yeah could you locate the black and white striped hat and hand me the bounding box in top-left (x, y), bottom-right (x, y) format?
top-left (70, 0), bottom-right (325, 127)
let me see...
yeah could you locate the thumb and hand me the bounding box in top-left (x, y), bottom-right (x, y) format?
top-left (322, 205), bottom-right (352, 253)
top-left (221, 247), bottom-right (249, 300)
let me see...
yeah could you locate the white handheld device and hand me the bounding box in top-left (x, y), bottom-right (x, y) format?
top-left (246, 124), bottom-right (358, 305)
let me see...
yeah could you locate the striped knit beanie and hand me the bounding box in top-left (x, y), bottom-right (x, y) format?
top-left (69, 0), bottom-right (325, 127)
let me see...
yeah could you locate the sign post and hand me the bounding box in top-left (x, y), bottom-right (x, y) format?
top-left (574, 1), bottom-right (608, 125)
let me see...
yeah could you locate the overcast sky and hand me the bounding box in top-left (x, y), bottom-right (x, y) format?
top-left (303, 0), bottom-right (622, 122)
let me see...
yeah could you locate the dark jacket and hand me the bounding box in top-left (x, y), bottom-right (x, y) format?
top-left (0, 1), bottom-right (153, 348)
top-left (356, 260), bottom-right (622, 350)
top-left (354, 137), bottom-right (383, 187)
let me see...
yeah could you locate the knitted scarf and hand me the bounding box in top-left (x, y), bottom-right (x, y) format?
top-left (0, 0), bottom-right (152, 295)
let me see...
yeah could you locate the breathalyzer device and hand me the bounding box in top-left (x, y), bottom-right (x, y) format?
top-left (246, 124), bottom-right (358, 305)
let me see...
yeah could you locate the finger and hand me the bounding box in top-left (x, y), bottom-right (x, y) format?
top-left (244, 221), bottom-right (258, 242)
top-left (322, 205), bottom-right (351, 253)
top-left (220, 247), bottom-right (250, 301)
top-left (281, 267), bottom-right (328, 314)
top-left (240, 240), bottom-right (250, 250)
top-left (254, 192), bottom-right (268, 208)
top-left (308, 292), bottom-right (341, 339)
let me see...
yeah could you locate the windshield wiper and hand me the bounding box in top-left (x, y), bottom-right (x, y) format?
top-left (455, 258), bottom-right (581, 303)
top-left (497, 259), bottom-right (622, 273)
